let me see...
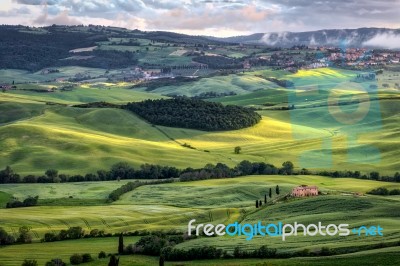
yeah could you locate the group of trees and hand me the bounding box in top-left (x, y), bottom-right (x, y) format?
top-left (367, 187), bottom-right (400, 196)
top-left (0, 226), bottom-right (33, 246)
top-left (0, 26), bottom-right (107, 71)
top-left (108, 179), bottom-right (174, 202)
top-left (108, 181), bottom-right (142, 202)
top-left (0, 163), bottom-right (180, 184)
top-left (124, 97), bottom-right (262, 131)
top-left (180, 161), bottom-right (294, 182)
top-left (256, 185), bottom-right (280, 208)
top-left (6, 196), bottom-right (38, 208)
top-left (125, 234), bottom-right (187, 256)
top-left (318, 170), bottom-right (400, 183)
top-left (69, 253), bottom-right (93, 265)
top-left (42, 227), bottom-right (85, 243)
top-left (160, 245), bottom-right (276, 261)
top-left (1, 161), bottom-right (399, 185)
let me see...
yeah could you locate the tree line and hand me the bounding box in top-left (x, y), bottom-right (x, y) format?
top-left (0, 161), bottom-right (398, 185)
top-left (367, 187), bottom-right (400, 196)
top-left (124, 97), bottom-right (262, 131)
top-left (6, 196), bottom-right (38, 208)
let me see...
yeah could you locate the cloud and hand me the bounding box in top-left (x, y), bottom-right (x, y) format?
top-left (363, 32), bottom-right (400, 49)
top-left (0, 6), bottom-right (30, 17)
top-left (34, 9), bottom-right (81, 25)
top-left (3, 0), bottom-right (400, 36)
top-left (148, 4), bottom-right (272, 32)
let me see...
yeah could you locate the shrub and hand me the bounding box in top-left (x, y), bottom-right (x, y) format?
top-left (45, 259), bottom-right (66, 266)
top-left (69, 254), bottom-right (83, 265)
top-left (21, 260), bottom-right (37, 266)
top-left (98, 251), bottom-right (107, 259)
top-left (82, 253), bottom-right (93, 263)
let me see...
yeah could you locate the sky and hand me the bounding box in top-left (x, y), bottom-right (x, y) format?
top-left (0, 0), bottom-right (399, 37)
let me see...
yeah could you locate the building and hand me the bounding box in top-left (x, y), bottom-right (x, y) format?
top-left (291, 185), bottom-right (318, 197)
top-left (0, 84), bottom-right (12, 91)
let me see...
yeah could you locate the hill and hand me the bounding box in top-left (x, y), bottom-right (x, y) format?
top-left (210, 27), bottom-right (400, 48)
top-left (0, 175), bottom-right (399, 265)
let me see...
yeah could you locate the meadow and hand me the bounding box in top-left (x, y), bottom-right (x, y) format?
top-left (0, 175), bottom-right (399, 265)
top-left (0, 66), bottom-right (399, 265)
top-left (1, 67), bottom-right (399, 175)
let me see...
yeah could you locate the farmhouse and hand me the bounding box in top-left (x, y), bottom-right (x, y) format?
top-left (291, 185), bottom-right (318, 197)
top-left (0, 84), bottom-right (12, 91)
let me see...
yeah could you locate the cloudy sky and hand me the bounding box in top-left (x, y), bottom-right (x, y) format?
top-left (0, 0), bottom-right (399, 37)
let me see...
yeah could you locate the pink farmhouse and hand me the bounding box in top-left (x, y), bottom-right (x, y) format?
top-left (291, 185), bottom-right (318, 197)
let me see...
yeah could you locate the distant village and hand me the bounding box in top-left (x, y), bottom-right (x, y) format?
top-left (1, 45), bottom-right (399, 90)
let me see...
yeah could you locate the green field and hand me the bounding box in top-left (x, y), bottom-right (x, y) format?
top-left (0, 66), bottom-right (399, 265)
top-left (0, 175), bottom-right (399, 265)
top-left (137, 73), bottom-right (280, 97)
top-left (0, 67), bottom-right (399, 175)
top-left (1, 175), bottom-right (399, 240)
top-left (1, 245), bottom-right (398, 266)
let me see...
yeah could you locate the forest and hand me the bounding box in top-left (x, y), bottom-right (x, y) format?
top-left (0, 25), bottom-right (137, 71)
top-left (124, 97), bottom-right (262, 131)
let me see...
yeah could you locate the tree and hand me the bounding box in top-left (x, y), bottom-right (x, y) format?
top-left (45, 169), bottom-right (59, 182)
top-left (276, 185), bottom-right (280, 195)
top-left (259, 200), bottom-right (262, 207)
top-left (281, 161), bottom-right (294, 175)
top-left (395, 172), bottom-right (400, 182)
top-left (45, 259), bottom-right (65, 266)
top-left (264, 194), bottom-right (267, 204)
top-left (370, 171), bottom-right (380, 180)
top-left (69, 254), bottom-right (83, 265)
top-left (21, 260), bottom-right (37, 266)
top-left (82, 254), bottom-right (93, 263)
top-left (269, 188), bottom-right (272, 198)
top-left (98, 251), bottom-right (107, 259)
top-left (236, 160), bottom-right (253, 175)
top-left (118, 233), bottom-right (124, 254)
top-left (234, 146), bottom-right (242, 154)
top-left (256, 200), bottom-right (259, 208)
top-left (0, 227), bottom-right (15, 245)
top-left (17, 226), bottom-right (32, 244)
top-left (159, 254), bottom-right (165, 266)
top-left (108, 255), bottom-right (119, 266)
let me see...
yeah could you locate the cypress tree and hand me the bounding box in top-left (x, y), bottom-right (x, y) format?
top-left (118, 233), bottom-right (124, 254)
top-left (269, 188), bottom-right (272, 198)
top-left (276, 185), bottom-right (280, 195)
top-left (259, 200), bottom-right (262, 207)
top-left (264, 194), bottom-right (267, 204)
top-left (256, 200), bottom-right (259, 208)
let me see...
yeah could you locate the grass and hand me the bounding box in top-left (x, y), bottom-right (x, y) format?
top-left (0, 67), bottom-right (398, 175)
top-left (0, 175), bottom-right (398, 240)
top-left (0, 180), bottom-right (133, 200)
top-left (0, 106), bottom-right (238, 175)
top-left (0, 191), bottom-right (12, 208)
top-left (0, 95), bottom-right (398, 175)
top-left (1, 246), bottom-right (399, 265)
top-left (0, 175), bottom-right (399, 265)
top-left (0, 236), bottom-right (140, 266)
top-left (0, 67), bottom-right (107, 84)
top-left (138, 74), bottom-right (280, 97)
top-left (164, 247), bottom-right (400, 266)
top-left (4, 84), bottom-right (165, 105)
